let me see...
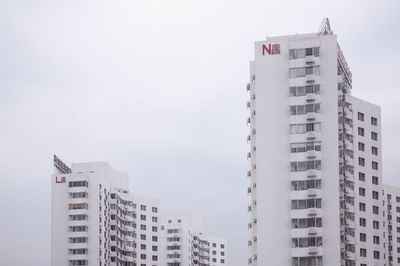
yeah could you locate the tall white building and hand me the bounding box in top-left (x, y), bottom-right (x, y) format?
top-left (383, 185), bottom-right (400, 265)
top-left (51, 156), bottom-right (161, 266)
top-left (246, 19), bottom-right (388, 266)
top-left (160, 214), bottom-right (227, 266)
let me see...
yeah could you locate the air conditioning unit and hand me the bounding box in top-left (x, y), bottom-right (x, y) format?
top-left (305, 55), bottom-right (315, 64)
top-left (307, 112), bottom-right (317, 121)
top-left (308, 189), bottom-right (317, 197)
top-left (306, 75), bottom-right (315, 83)
top-left (306, 93), bottom-right (316, 102)
top-left (307, 150), bottom-right (317, 159)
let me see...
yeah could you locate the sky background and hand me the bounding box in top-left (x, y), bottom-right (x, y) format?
top-left (0, 0), bottom-right (399, 265)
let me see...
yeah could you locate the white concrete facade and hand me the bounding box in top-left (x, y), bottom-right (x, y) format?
top-left (160, 214), bottom-right (227, 266)
top-left (51, 159), bottom-right (161, 266)
top-left (247, 22), bottom-right (391, 266)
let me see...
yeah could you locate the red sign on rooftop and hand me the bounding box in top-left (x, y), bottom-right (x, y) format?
top-left (262, 44), bottom-right (280, 55)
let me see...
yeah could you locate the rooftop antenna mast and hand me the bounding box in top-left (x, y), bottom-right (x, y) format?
top-left (319, 17), bottom-right (333, 35)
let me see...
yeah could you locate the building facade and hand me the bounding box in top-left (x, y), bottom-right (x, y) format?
top-left (51, 157), bottom-right (228, 266)
top-left (246, 19), bottom-right (388, 266)
top-left (51, 157), bottom-right (161, 266)
top-left (160, 214), bottom-right (227, 266)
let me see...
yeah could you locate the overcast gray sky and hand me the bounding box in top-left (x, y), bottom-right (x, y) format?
top-left (0, 0), bottom-right (399, 265)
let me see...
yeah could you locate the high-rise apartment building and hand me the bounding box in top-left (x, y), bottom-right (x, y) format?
top-left (51, 156), bottom-right (161, 266)
top-left (51, 157), bottom-right (228, 266)
top-left (383, 185), bottom-right (400, 265)
top-left (160, 214), bottom-right (227, 266)
top-left (246, 19), bottom-right (388, 266)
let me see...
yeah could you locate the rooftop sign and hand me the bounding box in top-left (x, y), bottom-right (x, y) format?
top-left (262, 44), bottom-right (281, 55)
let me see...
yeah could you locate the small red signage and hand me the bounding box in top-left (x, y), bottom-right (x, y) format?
top-left (262, 44), bottom-right (281, 55)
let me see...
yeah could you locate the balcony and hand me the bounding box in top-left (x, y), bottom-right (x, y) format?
top-left (345, 250), bottom-right (355, 260)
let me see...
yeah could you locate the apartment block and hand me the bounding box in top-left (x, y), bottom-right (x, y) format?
top-left (51, 156), bottom-right (161, 266)
top-left (246, 19), bottom-right (389, 266)
top-left (160, 214), bottom-right (227, 266)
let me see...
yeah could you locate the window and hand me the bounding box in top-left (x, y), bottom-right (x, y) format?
top-left (140, 215), bottom-right (146, 221)
top-left (140, 224), bottom-right (146, 230)
top-left (140, 205), bottom-right (146, 211)
top-left (290, 160), bottom-right (321, 172)
top-left (358, 112), bottom-right (364, 121)
top-left (372, 176), bottom-right (378, 185)
top-left (360, 233), bottom-right (366, 242)
top-left (373, 206), bottom-right (379, 215)
top-left (374, 251), bottom-right (380, 259)
top-left (68, 203), bottom-right (88, 210)
top-left (358, 157), bottom-right (365, 166)
top-left (289, 85), bottom-right (320, 96)
top-left (372, 191), bottom-right (379, 200)
top-left (68, 181), bottom-right (88, 187)
top-left (291, 180), bottom-right (322, 191)
top-left (152, 217), bottom-right (158, 222)
top-left (152, 255), bottom-right (158, 261)
top-left (373, 220), bottom-right (379, 229)
top-left (371, 117), bottom-right (378, 126)
top-left (140, 244), bottom-right (146, 250)
top-left (69, 215), bottom-right (88, 221)
top-left (371, 132), bottom-right (378, 141)
top-left (69, 237), bottom-right (88, 243)
top-left (152, 226), bottom-right (158, 232)
top-left (372, 146), bottom-right (378, 155)
top-left (359, 202), bottom-right (366, 212)
top-left (289, 66), bottom-right (320, 78)
top-left (289, 47), bottom-right (320, 59)
top-left (360, 248), bottom-right (367, 257)
top-left (140, 254), bottom-right (146, 260)
top-left (290, 123), bottom-right (321, 134)
top-left (372, 161), bottom-right (378, 170)
top-left (358, 127), bottom-right (365, 136)
top-left (396, 196), bottom-right (400, 203)
top-left (373, 235), bottom-right (380, 244)
top-left (152, 236), bottom-right (158, 242)
top-left (359, 172), bottom-right (365, 182)
top-left (69, 192), bottom-right (88, 199)
top-left (69, 226), bottom-right (88, 232)
top-left (358, 142), bottom-right (365, 151)
top-left (140, 234), bottom-right (146, 240)
top-left (292, 237), bottom-right (323, 248)
top-left (291, 199), bottom-right (322, 209)
top-left (360, 218), bottom-right (366, 227)
top-left (358, 187), bottom-right (365, 197)
top-left (152, 207), bottom-right (158, 213)
top-left (291, 218), bottom-right (323, 228)
top-left (292, 257), bottom-right (323, 266)
top-left (290, 104), bottom-right (321, 115)
top-left (290, 141), bottom-right (321, 153)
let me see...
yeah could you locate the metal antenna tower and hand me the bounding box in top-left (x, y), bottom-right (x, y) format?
top-left (319, 17), bottom-right (333, 35)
